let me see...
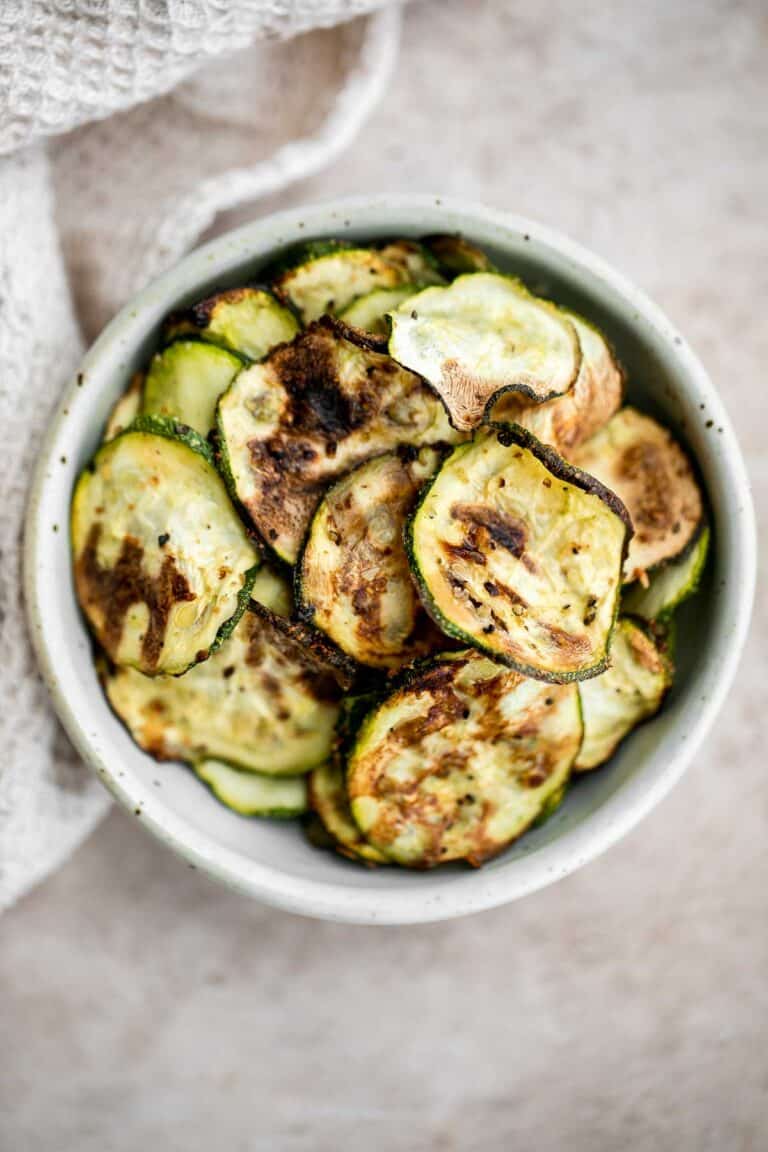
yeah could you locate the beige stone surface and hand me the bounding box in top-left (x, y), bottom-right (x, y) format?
top-left (2, 1), bottom-right (766, 1148)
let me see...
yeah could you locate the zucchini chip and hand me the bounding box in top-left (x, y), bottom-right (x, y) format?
top-left (308, 759), bottom-right (388, 864)
top-left (422, 233), bottom-right (495, 276)
top-left (388, 273), bottom-right (581, 430)
top-left (72, 418), bottom-right (259, 676)
top-left (407, 426), bottom-right (631, 683)
top-left (297, 447), bottom-right (446, 670)
top-left (271, 246), bottom-right (407, 324)
top-left (337, 285), bottom-right (420, 336)
top-left (485, 312), bottom-right (623, 455)
top-left (103, 603), bottom-right (340, 774)
top-left (163, 287), bottom-right (299, 361)
top-left (216, 317), bottom-right (463, 564)
top-left (142, 340), bottom-right (242, 436)
top-left (194, 758), bottom-right (308, 818)
top-left (376, 239), bottom-right (445, 285)
top-left (575, 617), bottom-right (672, 771)
top-left (103, 373), bottom-right (143, 441)
top-left (622, 525), bottom-right (710, 621)
top-left (248, 600), bottom-right (359, 693)
top-left (347, 651), bottom-right (582, 867)
top-left (570, 407), bottom-right (704, 583)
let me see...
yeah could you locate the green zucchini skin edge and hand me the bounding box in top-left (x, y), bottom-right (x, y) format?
top-left (404, 424), bottom-right (633, 684)
top-left (76, 414), bottom-right (261, 675)
top-left (247, 600), bottom-right (361, 693)
top-left (114, 412), bottom-right (218, 466)
top-left (192, 760), bottom-right (308, 819)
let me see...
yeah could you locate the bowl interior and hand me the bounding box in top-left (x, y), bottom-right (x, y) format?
top-left (26, 197), bottom-right (754, 923)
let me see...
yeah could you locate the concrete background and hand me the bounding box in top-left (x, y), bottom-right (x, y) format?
top-left (2, 1), bottom-right (766, 1148)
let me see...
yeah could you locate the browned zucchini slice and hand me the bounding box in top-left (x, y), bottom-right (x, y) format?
top-left (422, 233), bottom-right (495, 276)
top-left (72, 418), bottom-right (259, 676)
top-left (388, 273), bottom-right (581, 430)
top-left (575, 617), bottom-right (673, 771)
top-left (376, 239), bottom-right (445, 285)
top-left (484, 312), bottom-right (623, 454)
top-left (163, 287), bottom-right (299, 360)
top-left (347, 651), bottom-right (582, 867)
top-left (103, 601), bottom-right (339, 775)
top-left (570, 407), bottom-right (704, 583)
top-left (216, 317), bottom-right (463, 564)
top-left (407, 426), bottom-right (631, 683)
top-left (297, 447), bottom-right (446, 670)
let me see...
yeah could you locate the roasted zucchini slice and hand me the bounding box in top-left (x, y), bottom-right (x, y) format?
top-left (575, 617), bottom-right (672, 771)
top-left (376, 239), bottom-right (445, 285)
top-left (142, 340), bottom-right (242, 436)
top-left (72, 418), bottom-right (259, 676)
top-left (388, 273), bottom-right (581, 430)
top-left (485, 312), bottom-right (623, 454)
top-left (308, 693), bottom-right (387, 863)
top-left (103, 373), bottom-right (143, 441)
top-left (347, 650), bottom-right (582, 867)
top-left (422, 233), bottom-right (495, 276)
top-left (570, 407), bottom-right (704, 583)
top-left (103, 602), bottom-right (339, 774)
top-left (622, 525), bottom-right (710, 621)
top-left (194, 758), bottom-right (308, 818)
top-left (162, 287), bottom-right (299, 361)
top-left (308, 758), bottom-right (388, 864)
top-left (216, 317), bottom-right (463, 564)
top-left (337, 285), bottom-right (419, 336)
top-left (297, 447), bottom-right (446, 670)
top-left (271, 246), bottom-right (407, 324)
top-left (407, 426), bottom-right (631, 683)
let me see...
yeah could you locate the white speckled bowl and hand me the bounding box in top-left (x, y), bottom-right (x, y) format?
top-left (24, 196), bottom-right (756, 924)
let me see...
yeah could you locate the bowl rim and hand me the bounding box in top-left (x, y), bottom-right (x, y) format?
top-left (24, 194), bottom-right (757, 924)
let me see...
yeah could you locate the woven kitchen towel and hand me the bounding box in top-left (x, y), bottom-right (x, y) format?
top-left (0, 1), bottom-right (402, 911)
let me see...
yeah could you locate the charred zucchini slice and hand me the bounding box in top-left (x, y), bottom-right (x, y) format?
top-left (271, 247), bottom-right (407, 324)
top-left (485, 312), bottom-right (623, 454)
top-left (622, 525), bottom-right (710, 621)
top-left (216, 317), bottom-right (463, 564)
top-left (388, 273), bottom-right (581, 430)
top-left (347, 651), bottom-right (582, 867)
top-left (337, 285), bottom-right (419, 336)
top-left (142, 340), bottom-right (242, 436)
top-left (103, 602), bottom-right (339, 774)
top-left (297, 447), bottom-right (445, 670)
top-left (570, 407), bottom-right (704, 583)
top-left (407, 426), bottom-right (631, 683)
top-left (575, 617), bottom-right (672, 771)
top-left (194, 758), bottom-right (308, 818)
top-left (376, 239), bottom-right (445, 285)
top-left (103, 373), bottom-right (143, 441)
top-left (163, 287), bottom-right (299, 361)
top-left (72, 418), bottom-right (259, 676)
top-left (422, 233), bottom-right (495, 276)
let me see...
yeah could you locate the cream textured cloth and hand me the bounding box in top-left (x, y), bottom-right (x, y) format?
top-left (0, 0), bottom-right (402, 910)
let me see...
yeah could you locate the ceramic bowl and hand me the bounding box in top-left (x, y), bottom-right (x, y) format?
top-left (24, 196), bottom-right (756, 924)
